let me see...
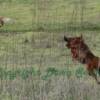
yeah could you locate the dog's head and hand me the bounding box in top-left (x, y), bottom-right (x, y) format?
top-left (64, 35), bottom-right (83, 49)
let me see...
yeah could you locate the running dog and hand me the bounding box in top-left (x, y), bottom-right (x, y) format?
top-left (64, 35), bottom-right (100, 84)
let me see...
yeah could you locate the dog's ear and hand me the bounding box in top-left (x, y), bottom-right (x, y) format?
top-left (64, 36), bottom-right (69, 42)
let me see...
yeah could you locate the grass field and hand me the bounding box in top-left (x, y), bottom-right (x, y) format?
top-left (0, 0), bottom-right (100, 100)
top-left (0, 0), bottom-right (100, 32)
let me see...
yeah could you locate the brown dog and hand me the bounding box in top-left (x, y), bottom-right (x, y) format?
top-left (64, 35), bottom-right (100, 84)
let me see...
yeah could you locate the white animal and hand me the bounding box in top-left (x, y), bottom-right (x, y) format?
top-left (0, 16), bottom-right (15, 27)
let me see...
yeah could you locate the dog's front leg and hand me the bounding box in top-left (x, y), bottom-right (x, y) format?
top-left (88, 69), bottom-right (100, 84)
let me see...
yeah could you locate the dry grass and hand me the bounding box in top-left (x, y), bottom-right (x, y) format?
top-left (0, 76), bottom-right (100, 100)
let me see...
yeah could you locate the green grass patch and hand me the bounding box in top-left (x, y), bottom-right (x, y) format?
top-left (0, 67), bottom-right (87, 80)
